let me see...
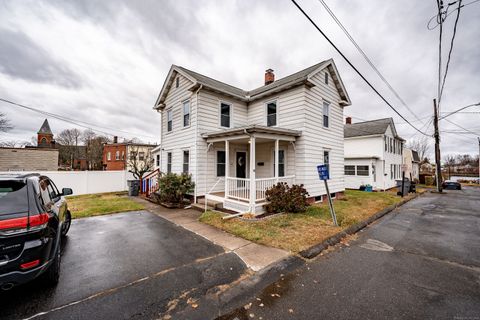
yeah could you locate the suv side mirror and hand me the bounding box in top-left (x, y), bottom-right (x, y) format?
top-left (62, 188), bottom-right (73, 196)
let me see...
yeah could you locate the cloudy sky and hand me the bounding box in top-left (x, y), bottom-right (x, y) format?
top-left (0, 0), bottom-right (479, 157)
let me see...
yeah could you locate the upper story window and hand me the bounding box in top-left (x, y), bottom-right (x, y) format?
top-left (325, 72), bottom-right (329, 85)
top-left (121, 151), bottom-right (125, 160)
top-left (323, 101), bottom-right (330, 128)
top-left (156, 154), bottom-right (160, 166)
top-left (183, 150), bottom-right (189, 174)
top-left (183, 100), bottom-right (190, 127)
top-left (167, 109), bottom-right (173, 132)
top-left (384, 136), bottom-right (387, 151)
top-left (139, 152), bottom-right (145, 161)
top-left (220, 103), bottom-right (231, 128)
top-left (107, 152), bottom-right (111, 161)
top-left (175, 77), bottom-right (179, 88)
top-left (167, 152), bottom-right (172, 173)
top-left (267, 102), bottom-right (277, 127)
top-left (115, 151), bottom-right (120, 160)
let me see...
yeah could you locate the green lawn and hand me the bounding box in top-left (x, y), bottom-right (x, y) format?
top-left (67, 192), bottom-right (145, 219)
top-left (200, 190), bottom-right (416, 253)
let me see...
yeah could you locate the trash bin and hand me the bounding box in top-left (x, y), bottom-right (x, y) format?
top-left (127, 180), bottom-right (140, 196)
top-left (396, 179), bottom-right (410, 196)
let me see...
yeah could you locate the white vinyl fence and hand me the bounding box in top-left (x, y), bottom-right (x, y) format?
top-left (1, 170), bottom-right (136, 196)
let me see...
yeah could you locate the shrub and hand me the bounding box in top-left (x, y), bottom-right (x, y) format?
top-left (265, 182), bottom-right (309, 213)
top-left (157, 173), bottom-right (195, 204)
top-left (425, 176), bottom-right (435, 186)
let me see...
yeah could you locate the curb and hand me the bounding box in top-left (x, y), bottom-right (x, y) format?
top-left (299, 192), bottom-right (423, 259)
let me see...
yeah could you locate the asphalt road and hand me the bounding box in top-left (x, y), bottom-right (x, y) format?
top-left (220, 187), bottom-right (480, 320)
top-left (0, 210), bottom-right (247, 320)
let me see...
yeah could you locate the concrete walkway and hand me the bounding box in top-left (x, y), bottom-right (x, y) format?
top-left (133, 197), bottom-right (290, 271)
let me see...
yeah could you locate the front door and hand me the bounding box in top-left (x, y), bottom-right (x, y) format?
top-left (236, 152), bottom-right (246, 178)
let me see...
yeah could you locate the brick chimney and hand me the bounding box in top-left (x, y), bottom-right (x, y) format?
top-left (113, 136), bottom-right (118, 144)
top-left (265, 69), bottom-right (274, 85)
top-left (346, 117), bottom-right (352, 124)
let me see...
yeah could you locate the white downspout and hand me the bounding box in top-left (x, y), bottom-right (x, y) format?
top-left (193, 84), bottom-right (203, 203)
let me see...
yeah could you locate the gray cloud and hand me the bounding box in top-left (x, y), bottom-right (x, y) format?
top-left (0, 28), bottom-right (81, 88)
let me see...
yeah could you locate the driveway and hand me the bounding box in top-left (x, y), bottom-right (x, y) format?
top-left (220, 187), bottom-right (480, 319)
top-left (0, 210), bottom-right (247, 320)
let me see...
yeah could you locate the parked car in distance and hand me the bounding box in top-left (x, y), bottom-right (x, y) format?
top-left (0, 173), bottom-right (72, 290)
top-left (442, 180), bottom-right (462, 190)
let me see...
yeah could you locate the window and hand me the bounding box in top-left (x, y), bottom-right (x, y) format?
top-left (175, 77), bottom-right (179, 88)
top-left (344, 165), bottom-right (355, 175)
top-left (391, 164), bottom-right (394, 179)
top-left (139, 152), bottom-right (145, 161)
top-left (273, 149), bottom-right (285, 177)
top-left (183, 100), bottom-right (190, 127)
top-left (267, 102), bottom-right (277, 127)
top-left (384, 136), bottom-right (387, 152)
top-left (323, 101), bottom-right (330, 128)
top-left (167, 152), bottom-right (172, 173)
top-left (121, 151), bottom-right (125, 160)
top-left (390, 138), bottom-right (393, 153)
top-left (314, 195), bottom-right (323, 203)
top-left (130, 152), bottom-right (136, 160)
top-left (220, 103), bottom-right (230, 128)
top-left (115, 151), bottom-right (120, 160)
top-left (323, 150), bottom-right (330, 177)
top-left (330, 193), bottom-right (336, 199)
top-left (107, 152), bottom-right (111, 161)
top-left (183, 150), bottom-right (189, 173)
top-left (217, 151), bottom-right (226, 177)
top-left (357, 165), bottom-right (369, 176)
top-left (325, 72), bottom-right (329, 85)
top-left (167, 109), bottom-right (173, 132)
top-left (156, 154), bottom-right (160, 166)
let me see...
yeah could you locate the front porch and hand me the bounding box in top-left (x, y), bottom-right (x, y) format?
top-left (202, 125), bottom-right (301, 214)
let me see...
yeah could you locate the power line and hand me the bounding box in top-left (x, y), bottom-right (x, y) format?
top-left (427, 0), bottom-right (479, 29)
top-left (444, 118), bottom-right (479, 136)
top-left (0, 98), bottom-right (157, 140)
top-left (438, 0), bottom-right (462, 107)
top-left (290, 0), bottom-right (430, 137)
top-left (316, 0), bottom-right (423, 124)
top-left (436, 0), bottom-right (444, 113)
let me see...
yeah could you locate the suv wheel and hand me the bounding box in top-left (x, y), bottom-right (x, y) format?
top-left (43, 245), bottom-right (61, 286)
top-left (61, 211), bottom-right (71, 237)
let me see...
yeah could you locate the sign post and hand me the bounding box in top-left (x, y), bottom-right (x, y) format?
top-left (317, 164), bottom-right (338, 226)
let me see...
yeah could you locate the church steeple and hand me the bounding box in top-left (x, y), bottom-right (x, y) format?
top-left (37, 119), bottom-right (54, 147)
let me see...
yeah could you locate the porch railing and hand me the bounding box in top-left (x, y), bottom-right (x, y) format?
top-left (141, 169), bottom-right (160, 197)
top-left (226, 175), bottom-right (296, 202)
top-left (226, 177), bottom-right (250, 201)
top-left (256, 175), bottom-right (296, 201)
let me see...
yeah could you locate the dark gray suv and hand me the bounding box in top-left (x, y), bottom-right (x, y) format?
top-left (0, 173), bottom-right (72, 290)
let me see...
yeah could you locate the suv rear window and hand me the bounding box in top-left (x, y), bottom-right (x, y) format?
top-left (0, 180), bottom-right (28, 215)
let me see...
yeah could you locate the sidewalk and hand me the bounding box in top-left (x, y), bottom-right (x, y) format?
top-left (132, 197), bottom-right (290, 271)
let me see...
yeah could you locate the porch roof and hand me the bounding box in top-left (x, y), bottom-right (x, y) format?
top-left (201, 125), bottom-right (302, 141)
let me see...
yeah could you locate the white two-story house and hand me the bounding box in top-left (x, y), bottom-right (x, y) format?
top-left (344, 117), bottom-right (405, 191)
top-left (152, 59), bottom-right (352, 214)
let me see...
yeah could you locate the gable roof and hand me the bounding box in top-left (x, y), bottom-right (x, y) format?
top-left (38, 119), bottom-right (52, 134)
top-left (412, 150), bottom-right (420, 162)
top-left (154, 59), bottom-right (351, 109)
top-left (344, 118), bottom-right (404, 141)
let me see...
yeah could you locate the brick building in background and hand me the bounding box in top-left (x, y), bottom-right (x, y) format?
top-left (102, 137), bottom-right (156, 171)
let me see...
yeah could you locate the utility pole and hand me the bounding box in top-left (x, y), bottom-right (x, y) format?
top-left (478, 137), bottom-right (480, 182)
top-left (433, 98), bottom-right (443, 192)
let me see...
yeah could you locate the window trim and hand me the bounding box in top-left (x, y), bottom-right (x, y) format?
top-left (219, 101), bottom-right (232, 128)
top-left (175, 77), bottom-right (179, 88)
top-left (156, 154), bottom-right (160, 167)
top-left (272, 148), bottom-right (286, 177)
top-left (107, 152), bottom-right (111, 161)
top-left (182, 99), bottom-right (190, 128)
top-left (356, 165), bottom-right (369, 176)
top-left (325, 72), bottom-right (329, 85)
top-left (323, 149), bottom-right (330, 178)
top-left (115, 151), bottom-right (120, 160)
top-left (166, 109), bottom-right (173, 133)
top-left (322, 100), bottom-right (330, 128)
top-left (265, 100), bottom-right (278, 127)
top-left (344, 165), bottom-right (356, 176)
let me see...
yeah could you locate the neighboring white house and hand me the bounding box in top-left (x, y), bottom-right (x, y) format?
top-left (152, 59), bottom-right (352, 214)
top-left (344, 117), bottom-right (405, 191)
top-left (403, 147), bottom-right (420, 181)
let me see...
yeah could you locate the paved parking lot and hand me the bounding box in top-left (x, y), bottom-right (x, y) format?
top-left (0, 210), bottom-right (247, 320)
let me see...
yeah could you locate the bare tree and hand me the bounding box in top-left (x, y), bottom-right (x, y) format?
top-left (127, 146), bottom-right (154, 180)
top-left (56, 128), bottom-right (82, 168)
top-left (0, 113), bottom-right (13, 132)
top-left (0, 140), bottom-right (29, 147)
top-left (82, 129), bottom-right (109, 170)
top-left (408, 137), bottom-right (431, 162)
top-left (444, 155), bottom-right (456, 179)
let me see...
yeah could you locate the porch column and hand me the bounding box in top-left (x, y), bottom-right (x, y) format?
top-left (225, 140), bottom-right (229, 197)
top-left (274, 139), bottom-right (279, 183)
top-left (249, 136), bottom-right (256, 212)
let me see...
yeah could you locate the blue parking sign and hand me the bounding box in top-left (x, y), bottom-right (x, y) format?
top-left (317, 164), bottom-right (329, 180)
